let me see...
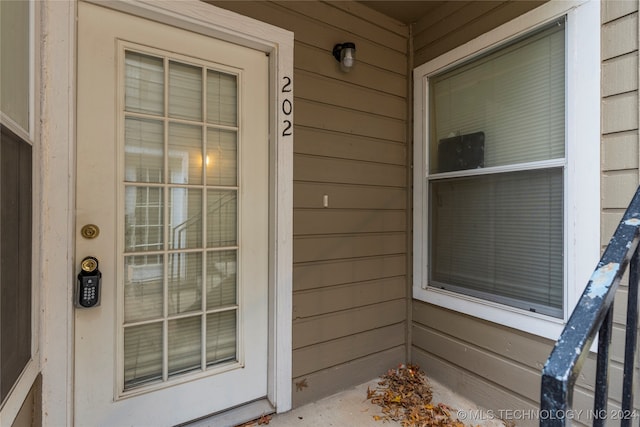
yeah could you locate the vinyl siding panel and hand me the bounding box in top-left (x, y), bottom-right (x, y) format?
top-left (293, 254), bottom-right (406, 291)
top-left (210, 0), bottom-right (409, 407)
top-left (600, 1), bottom-right (640, 421)
top-left (412, 0), bottom-right (545, 67)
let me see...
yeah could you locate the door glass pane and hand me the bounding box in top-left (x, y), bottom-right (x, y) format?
top-left (124, 322), bottom-right (163, 389)
top-left (206, 311), bottom-right (236, 366)
top-left (124, 255), bottom-right (164, 323)
top-left (207, 70), bottom-right (237, 126)
top-left (124, 118), bottom-right (164, 183)
top-left (168, 316), bottom-right (202, 377)
top-left (207, 190), bottom-right (237, 247)
top-left (207, 250), bottom-right (236, 309)
top-left (169, 188), bottom-right (202, 250)
top-left (125, 52), bottom-right (164, 116)
top-left (206, 129), bottom-right (237, 186)
top-left (169, 61), bottom-right (202, 121)
top-left (122, 51), bottom-right (241, 391)
top-left (168, 252), bottom-right (202, 315)
top-left (169, 123), bottom-right (203, 185)
top-left (125, 186), bottom-right (163, 252)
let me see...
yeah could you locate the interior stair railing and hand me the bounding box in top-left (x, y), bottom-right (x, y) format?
top-left (540, 186), bottom-right (640, 427)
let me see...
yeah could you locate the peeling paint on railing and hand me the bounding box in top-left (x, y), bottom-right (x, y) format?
top-left (587, 262), bottom-right (619, 299)
top-left (624, 218), bottom-right (640, 226)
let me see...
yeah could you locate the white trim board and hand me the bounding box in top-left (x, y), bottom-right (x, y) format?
top-left (40, 1), bottom-right (293, 425)
top-left (412, 0), bottom-right (600, 341)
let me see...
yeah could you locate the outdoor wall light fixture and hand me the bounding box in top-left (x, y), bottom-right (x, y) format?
top-left (333, 42), bottom-right (356, 72)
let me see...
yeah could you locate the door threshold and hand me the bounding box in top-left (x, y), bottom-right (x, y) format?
top-left (179, 398), bottom-right (275, 427)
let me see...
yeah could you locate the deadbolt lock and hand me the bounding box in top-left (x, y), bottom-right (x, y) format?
top-left (81, 224), bottom-right (100, 239)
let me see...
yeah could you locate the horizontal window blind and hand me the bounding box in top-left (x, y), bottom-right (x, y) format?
top-left (429, 21), bottom-right (565, 173)
top-left (427, 20), bottom-right (566, 317)
top-left (430, 169), bottom-right (563, 317)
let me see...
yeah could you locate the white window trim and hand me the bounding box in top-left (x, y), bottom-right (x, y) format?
top-left (40, 1), bottom-right (293, 425)
top-left (413, 0), bottom-right (600, 341)
top-left (0, 1), bottom-right (41, 425)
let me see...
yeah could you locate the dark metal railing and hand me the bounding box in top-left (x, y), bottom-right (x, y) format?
top-left (540, 186), bottom-right (640, 427)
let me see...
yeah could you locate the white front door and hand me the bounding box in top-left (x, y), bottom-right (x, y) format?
top-left (75, 2), bottom-right (269, 425)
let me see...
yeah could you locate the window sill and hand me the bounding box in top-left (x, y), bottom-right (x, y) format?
top-left (413, 285), bottom-right (566, 341)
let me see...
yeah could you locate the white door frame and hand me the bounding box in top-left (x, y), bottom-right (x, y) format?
top-left (39, 1), bottom-right (293, 425)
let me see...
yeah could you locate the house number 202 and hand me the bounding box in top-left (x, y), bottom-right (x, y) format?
top-left (282, 76), bottom-right (292, 137)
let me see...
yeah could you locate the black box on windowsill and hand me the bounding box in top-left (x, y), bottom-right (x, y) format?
top-left (437, 131), bottom-right (484, 173)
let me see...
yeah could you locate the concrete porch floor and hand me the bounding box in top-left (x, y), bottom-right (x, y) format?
top-left (264, 377), bottom-right (505, 427)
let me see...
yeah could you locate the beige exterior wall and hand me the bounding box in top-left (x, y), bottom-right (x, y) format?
top-left (211, 1), bottom-right (410, 407)
top-left (412, 0), bottom-right (545, 66)
top-left (601, 0), bottom-right (640, 423)
top-left (412, 2), bottom-right (640, 426)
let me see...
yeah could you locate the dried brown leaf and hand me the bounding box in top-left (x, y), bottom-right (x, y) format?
top-left (366, 364), bottom-right (472, 427)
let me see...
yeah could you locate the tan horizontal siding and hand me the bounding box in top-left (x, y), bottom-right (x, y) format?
top-left (412, 0), bottom-right (544, 67)
top-left (600, 1), bottom-right (639, 419)
top-left (411, 348), bottom-right (541, 427)
top-left (295, 69), bottom-right (406, 119)
top-left (294, 154), bottom-right (406, 187)
top-left (602, 52), bottom-right (638, 97)
top-left (412, 323), bottom-right (541, 402)
top-left (293, 182), bottom-right (406, 209)
top-left (602, 12), bottom-right (639, 60)
top-left (412, 303), bottom-right (553, 371)
top-left (294, 127), bottom-right (406, 165)
top-left (602, 131), bottom-right (639, 171)
top-left (329, 1), bottom-right (408, 37)
top-left (602, 210), bottom-right (627, 246)
top-left (412, 303), bottom-right (551, 401)
top-left (295, 99), bottom-right (405, 142)
top-left (292, 322), bottom-right (405, 377)
top-left (602, 0), bottom-right (638, 23)
top-left (292, 346), bottom-right (404, 407)
top-left (210, 0), bottom-right (410, 406)
top-left (293, 299), bottom-right (406, 348)
top-left (275, 1), bottom-right (408, 52)
top-left (414, 1), bottom-right (506, 57)
top-left (602, 169), bottom-right (639, 208)
top-left (293, 232), bottom-right (405, 263)
top-left (294, 276), bottom-right (406, 318)
top-left (602, 91), bottom-right (639, 134)
top-left (411, 1), bottom-right (472, 36)
top-left (411, 302), bottom-right (634, 425)
top-left (211, 1), bottom-right (404, 74)
top-left (293, 254), bottom-right (406, 291)
top-left (294, 209), bottom-right (406, 235)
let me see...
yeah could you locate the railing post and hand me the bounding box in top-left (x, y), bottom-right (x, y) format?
top-left (594, 305), bottom-right (613, 427)
top-left (540, 374), bottom-right (569, 427)
top-left (540, 187), bottom-right (640, 427)
top-left (621, 246), bottom-right (640, 427)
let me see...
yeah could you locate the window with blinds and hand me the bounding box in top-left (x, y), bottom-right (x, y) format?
top-left (427, 20), bottom-right (565, 317)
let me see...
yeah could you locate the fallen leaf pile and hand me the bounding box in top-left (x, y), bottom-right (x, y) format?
top-left (234, 414), bottom-right (272, 427)
top-left (367, 364), bottom-right (467, 427)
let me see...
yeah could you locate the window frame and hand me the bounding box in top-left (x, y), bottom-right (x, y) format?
top-left (0, 0), bottom-right (40, 424)
top-left (412, 0), bottom-right (600, 340)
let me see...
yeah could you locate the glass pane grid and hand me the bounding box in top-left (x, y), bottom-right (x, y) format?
top-left (122, 50), bottom-right (239, 391)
